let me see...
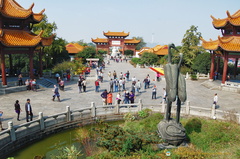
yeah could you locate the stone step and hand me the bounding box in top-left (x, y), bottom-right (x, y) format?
top-left (38, 78), bottom-right (55, 88)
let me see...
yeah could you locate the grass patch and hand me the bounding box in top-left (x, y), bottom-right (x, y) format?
top-left (74, 114), bottom-right (240, 158)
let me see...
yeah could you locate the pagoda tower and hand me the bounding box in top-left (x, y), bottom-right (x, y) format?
top-left (201, 10), bottom-right (240, 84)
top-left (0, 0), bottom-right (54, 85)
top-left (92, 31), bottom-right (140, 55)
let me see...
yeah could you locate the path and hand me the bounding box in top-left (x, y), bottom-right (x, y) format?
top-left (0, 58), bottom-right (240, 129)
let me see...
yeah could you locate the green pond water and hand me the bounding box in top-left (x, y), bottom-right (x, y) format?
top-left (10, 121), bottom-right (123, 159)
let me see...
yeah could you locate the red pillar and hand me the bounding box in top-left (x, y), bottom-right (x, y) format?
top-left (39, 49), bottom-right (43, 78)
top-left (0, 52), bottom-right (7, 85)
top-left (216, 57), bottom-right (220, 72)
top-left (222, 52), bottom-right (228, 84)
top-left (210, 52), bottom-right (215, 80)
top-left (234, 58), bottom-right (238, 79)
top-left (29, 52), bottom-right (34, 79)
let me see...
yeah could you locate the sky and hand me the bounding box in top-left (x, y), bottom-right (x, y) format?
top-left (17, 0), bottom-right (240, 46)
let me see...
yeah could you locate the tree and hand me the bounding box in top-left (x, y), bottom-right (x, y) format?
top-left (181, 25), bottom-right (204, 67)
top-left (75, 46), bottom-right (103, 63)
top-left (124, 50), bottom-right (134, 57)
top-left (140, 52), bottom-right (159, 65)
top-left (132, 36), bottom-right (146, 50)
top-left (191, 52), bottom-right (211, 74)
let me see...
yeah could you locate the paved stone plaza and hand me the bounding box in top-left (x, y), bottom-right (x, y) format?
top-left (0, 59), bottom-right (240, 128)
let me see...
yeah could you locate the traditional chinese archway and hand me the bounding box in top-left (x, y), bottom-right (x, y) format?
top-left (0, 0), bottom-right (54, 86)
top-left (201, 10), bottom-right (240, 84)
top-left (91, 31), bottom-right (140, 55)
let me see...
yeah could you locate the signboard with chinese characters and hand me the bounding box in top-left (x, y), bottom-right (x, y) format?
top-left (112, 40), bottom-right (121, 46)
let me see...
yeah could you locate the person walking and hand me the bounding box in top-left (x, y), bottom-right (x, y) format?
top-left (52, 85), bottom-right (61, 102)
top-left (136, 80), bottom-right (142, 93)
top-left (126, 70), bottom-right (130, 81)
top-left (129, 91), bottom-right (135, 104)
top-left (25, 79), bottom-right (30, 91)
top-left (14, 100), bottom-right (21, 121)
top-left (25, 99), bottom-right (33, 122)
top-left (122, 90), bottom-right (130, 104)
top-left (95, 79), bottom-right (100, 92)
top-left (162, 88), bottom-right (167, 103)
top-left (18, 74), bottom-right (23, 86)
top-left (152, 85), bottom-right (157, 99)
top-left (116, 92), bottom-right (122, 104)
top-left (113, 70), bottom-right (117, 79)
top-left (101, 89), bottom-right (108, 105)
top-left (81, 78), bottom-right (87, 92)
top-left (107, 91), bottom-right (113, 105)
top-left (143, 77), bottom-right (148, 89)
top-left (109, 79), bottom-right (114, 92)
top-left (78, 78), bottom-right (83, 93)
top-left (213, 93), bottom-right (218, 106)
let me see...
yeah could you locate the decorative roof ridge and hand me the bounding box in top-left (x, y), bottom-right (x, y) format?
top-left (10, 0), bottom-right (33, 12)
top-left (218, 35), bottom-right (234, 44)
top-left (35, 8), bottom-right (45, 15)
top-left (200, 37), bottom-right (219, 43)
top-left (228, 9), bottom-right (240, 18)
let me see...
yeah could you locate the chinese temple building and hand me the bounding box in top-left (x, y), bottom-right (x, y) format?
top-left (0, 0), bottom-right (54, 85)
top-left (201, 10), bottom-right (240, 84)
top-left (92, 31), bottom-right (140, 55)
top-left (138, 45), bottom-right (168, 56)
top-left (66, 43), bottom-right (85, 61)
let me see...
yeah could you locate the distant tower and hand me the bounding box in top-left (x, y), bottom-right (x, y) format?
top-left (151, 33), bottom-right (154, 43)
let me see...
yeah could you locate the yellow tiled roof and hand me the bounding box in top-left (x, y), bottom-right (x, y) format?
top-left (201, 36), bottom-right (240, 52)
top-left (211, 10), bottom-right (240, 28)
top-left (103, 31), bottom-right (129, 37)
top-left (41, 34), bottom-right (55, 46)
top-left (0, 29), bottom-right (53, 47)
top-left (91, 38), bottom-right (108, 43)
top-left (124, 38), bottom-right (141, 44)
top-left (0, 0), bottom-right (44, 22)
top-left (138, 45), bottom-right (168, 55)
top-left (66, 43), bottom-right (85, 54)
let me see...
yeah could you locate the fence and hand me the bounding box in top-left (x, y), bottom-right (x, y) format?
top-left (0, 99), bottom-right (239, 158)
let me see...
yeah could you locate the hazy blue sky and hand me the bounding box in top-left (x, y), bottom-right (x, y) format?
top-left (18, 0), bottom-right (239, 46)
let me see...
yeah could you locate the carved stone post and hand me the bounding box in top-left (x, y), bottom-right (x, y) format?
top-left (91, 102), bottom-right (96, 118)
top-left (211, 104), bottom-right (216, 118)
top-left (39, 112), bottom-right (45, 130)
top-left (8, 121), bottom-right (16, 142)
top-left (138, 99), bottom-right (143, 111)
top-left (66, 106), bottom-right (71, 122)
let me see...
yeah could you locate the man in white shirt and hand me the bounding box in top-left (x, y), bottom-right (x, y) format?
top-left (213, 93), bottom-right (218, 105)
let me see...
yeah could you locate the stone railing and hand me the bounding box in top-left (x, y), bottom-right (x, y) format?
top-left (185, 72), bottom-right (209, 80)
top-left (0, 99), bottom-right (239, 158)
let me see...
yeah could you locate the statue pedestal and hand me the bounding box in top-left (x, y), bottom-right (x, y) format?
top-left (157, 119), bottom-right (186, 147)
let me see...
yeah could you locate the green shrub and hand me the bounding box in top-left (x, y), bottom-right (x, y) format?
top-left (123, 112), bottom-right (136, 121)
top-left (138, 108), bottom-right (152, 119)
top-left (191, 73), bottom-right (197, 80)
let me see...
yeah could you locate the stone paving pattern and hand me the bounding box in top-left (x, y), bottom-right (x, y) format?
top-left (0, 59), bottom-right (240, 128)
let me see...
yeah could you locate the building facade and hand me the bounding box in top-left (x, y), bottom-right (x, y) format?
top-left (92, 31), bottom-right (140, 56)
top-left (201, 10), bottom-right (240, 84)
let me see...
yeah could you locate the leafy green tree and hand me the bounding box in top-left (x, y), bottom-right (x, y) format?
top-left (124, 50), bottom-right (134, 57)
top-left (32, 14), bottom-right (57, 37)
top-left (132, 36), bottom-right (146, 50)
top-left (192, 52), bottom-right (211, 74)
top-left (140, 52), bottom-right (159, 65)
top-left (181, 25), bottom-right (204, 67)
top-left (75, 46), bottom-right (103, 63)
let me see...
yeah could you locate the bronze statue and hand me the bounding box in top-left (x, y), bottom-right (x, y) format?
top-left (158, 43), bottom-right (187, 147)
